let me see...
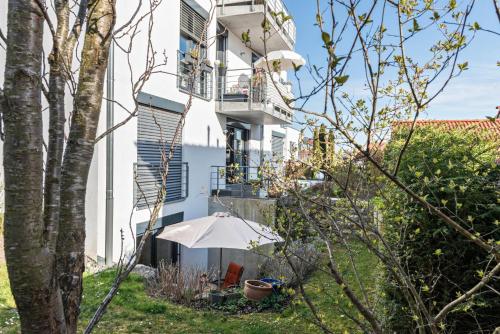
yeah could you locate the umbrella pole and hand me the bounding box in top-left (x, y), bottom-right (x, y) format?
top-left (218, 248), bottom-right (222, 290)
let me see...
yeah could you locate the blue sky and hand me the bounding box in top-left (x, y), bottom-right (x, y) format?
top-left (286, 0), bottom-right (500, 121)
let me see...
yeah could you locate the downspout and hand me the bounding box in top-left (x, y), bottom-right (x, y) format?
top-left (259, 124), bottom-right (264, 165)
top-left (105, 41), bottom-right (115, 266)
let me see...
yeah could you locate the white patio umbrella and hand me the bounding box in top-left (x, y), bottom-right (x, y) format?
top-left (156, 212), bottom-right (282, 288)
top-left (254, 50), bottom-right (306, 71)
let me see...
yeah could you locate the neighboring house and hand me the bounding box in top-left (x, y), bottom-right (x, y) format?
top-left (298, 137), bottom-right (313, 161)
top-left (393, 119), bottom-right (500, 141)
top-left (81, 0), bottom-right (302, 269)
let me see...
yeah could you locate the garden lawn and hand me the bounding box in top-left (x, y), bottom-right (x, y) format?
top-left (0, 244), bottom-right (377, 334)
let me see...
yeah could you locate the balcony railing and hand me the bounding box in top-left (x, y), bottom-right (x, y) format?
top-left (134, 162), bottom-right (189, 210)
top-left (216, 67), bottom-right (293, 122)
top-left (210, 165), bottom-right (273, 198)
top-left (177, 51), bottom-right (213, 100)
top-left (217, 0), bottom-right (296, 47)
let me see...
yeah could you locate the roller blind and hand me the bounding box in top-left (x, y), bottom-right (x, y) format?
top-left (272, 135), bottom-right (284, 159)
top-left (180, 0), bottom-right (206, 42)
top-left (136, 104), bottom-right (183, 209)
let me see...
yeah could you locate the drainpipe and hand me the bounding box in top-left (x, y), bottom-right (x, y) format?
top-left (105, 41), bottom-right (115, 266)
top-left (259, 124), bottom-right (264, 165)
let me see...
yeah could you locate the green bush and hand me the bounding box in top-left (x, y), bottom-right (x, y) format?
top-left (381, 126), bottom-right (500, 333)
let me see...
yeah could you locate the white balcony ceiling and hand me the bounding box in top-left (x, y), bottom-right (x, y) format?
top-left (217, 5), bottom-right (295, 54)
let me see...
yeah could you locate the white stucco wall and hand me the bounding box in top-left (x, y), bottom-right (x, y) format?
top-left (97, 0), bottom-right (226, 265)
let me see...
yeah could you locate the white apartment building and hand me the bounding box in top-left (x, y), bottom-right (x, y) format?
top-left (0, 0), bottom-right (302, 271)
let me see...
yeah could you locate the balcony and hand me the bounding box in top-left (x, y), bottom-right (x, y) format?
top-left (177, 51), bottom-right (213, 100)
top-left (210, 165), bottom-right (272, 198)
top-left (216, 0), bottom-right (296, 54)
top-left (216, 68), bottom-right (293, 124)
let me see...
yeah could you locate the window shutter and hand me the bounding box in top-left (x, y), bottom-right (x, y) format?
top-left (272, 135), bottom-right (284, 159)
top-left (136, 104), bottom-right (184, 209)
top-left (180, 1), bottom-right (206, 42)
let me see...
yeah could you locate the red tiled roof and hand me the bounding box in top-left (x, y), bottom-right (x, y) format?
top-left (392, 119), bottom-right (500, 142)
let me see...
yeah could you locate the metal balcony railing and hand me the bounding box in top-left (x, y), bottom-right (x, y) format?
top-left (210, 165), bottom-right (273, 198)
top-left (216, 67), bottom-right (293, 121)
top-left (216, 0), bottom-right (296, 47)
top-left (134, 162), bottom-right (189, 210)
top-left (177, 51), bottom-right (213, 100)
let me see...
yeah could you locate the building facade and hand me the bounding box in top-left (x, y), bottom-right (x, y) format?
top-left (0, 0), bottom-right (301, 271)
top-left (85, 0), bottom-right (302, 269)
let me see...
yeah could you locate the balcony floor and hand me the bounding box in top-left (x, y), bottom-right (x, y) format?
top-left (216, 100), bottom-right (291, 124)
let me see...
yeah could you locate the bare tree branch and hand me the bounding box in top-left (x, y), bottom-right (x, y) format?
top-left (434, 261), bottom-right (500, 323)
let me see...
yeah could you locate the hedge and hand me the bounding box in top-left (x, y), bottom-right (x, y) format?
top-left (381, 126), bottom-right (500, 333)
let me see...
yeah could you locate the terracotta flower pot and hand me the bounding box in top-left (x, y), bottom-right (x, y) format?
top-left (243, 280), bottom-right (273, 301)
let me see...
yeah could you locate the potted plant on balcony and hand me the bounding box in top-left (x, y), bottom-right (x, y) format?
top-left (201, 58), bottom-right (213, 72)
top-left (217, 61), bottom-right (227, 76)
top-left (185, 48), bottom-right (199, 64)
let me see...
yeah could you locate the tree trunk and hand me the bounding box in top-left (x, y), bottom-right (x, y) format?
top-left (2, 0), bottom-right (66, 332)
top-left (44, 0), bottom-right (70, 253)
top-left (56, 0), bottom-right (116, 332)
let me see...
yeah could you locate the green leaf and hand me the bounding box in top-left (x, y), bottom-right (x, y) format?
top-left (292, 62), bottom-right (303, 72)
top-left (334, 75), bottom-right (349, 85)
top-left (321, 32), bottom-right (331, 46)
top-left (315, 13), bottom-right (322, 26)
top-left (471, 21), bottom-right (481, 31)
top-left (412, 19), bottom-right (421, 32)
top-left (458, 61), bottom-right (468, 71)
top-left (329, 55), bottom-right (345, 69)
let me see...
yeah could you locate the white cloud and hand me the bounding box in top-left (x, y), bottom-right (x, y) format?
top-left (426, 64), bottom-right (500, 120)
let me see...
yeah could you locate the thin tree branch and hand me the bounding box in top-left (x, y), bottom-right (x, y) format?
top-left (434, 261), bottom-right (500, 323)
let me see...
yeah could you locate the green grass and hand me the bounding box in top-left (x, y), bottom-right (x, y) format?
top-left (0, 244), bottom-right (377, 334)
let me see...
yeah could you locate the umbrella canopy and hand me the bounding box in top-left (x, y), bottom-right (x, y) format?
top-left (156, 212), bottom-right (282, 250)
top-left (254, 50), bottom-right (306, 71)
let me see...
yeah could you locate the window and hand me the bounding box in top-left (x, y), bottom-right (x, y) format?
top-left (135, 104), bottom-right (187, 209)
top-left (178, 1), bottom-right (212, 99)
top-left (136, 212), bottom-right (184, 268)
top-left (272, 133), bottom-right (285, 160)
top-left (207, 125), bottom-right (211, 146)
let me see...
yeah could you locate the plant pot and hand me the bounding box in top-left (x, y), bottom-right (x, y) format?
top-left (201, 63), bottom-right (213, 72)
top-left (243, 280), bottom-right (272, 301)
top-left (218, 66), bottom-right (227, 76)
top-left (184, 53), bottom-right (197, 64)
top-left (209, 291), bottom-right (225, 305)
